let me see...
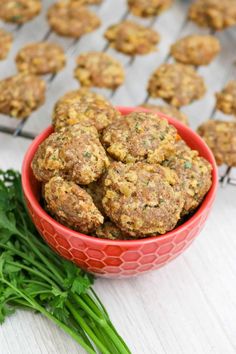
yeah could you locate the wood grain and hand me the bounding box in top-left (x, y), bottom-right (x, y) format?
top-left (0, 1), bottom-right (236, 353)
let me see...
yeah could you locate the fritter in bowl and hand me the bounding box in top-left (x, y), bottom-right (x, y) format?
top-left (163, 140), bottom-right (212, 215)
top-left (44, 176), bottom-right (103, 234)
top-left (32, 124), bottom-right (109, 185)
top-left (102, 111), bottom-right (178, 163)
top-left (52, 89), bottom-right (120, 132)
top-left (102, 161), bottom-right (184, 237)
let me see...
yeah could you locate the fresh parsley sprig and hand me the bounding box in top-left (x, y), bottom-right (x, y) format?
top-left (0, 170), bottom-right (130, 354)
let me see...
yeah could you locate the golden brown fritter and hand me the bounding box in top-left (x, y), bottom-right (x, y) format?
top-left (102, 162), bottom-right (184, 236)
top-left (147, 63), bottom-right (206, 107)
top-left (84, 177), bottom-right (106, 215)
top-left (163, 139), bottom-right (212, 215)
top-left (0, 28), bottom-right (13, 60)
top-left (0, 73), bottom-right (46, 119)
top-left (44, 176), bottom-right (103, 234)
top-left (188, 0), bottom-right (236, 30)
top-left (15, 42), bottom-right (66, 75)
top-left (95, 221), bottom-right (127, 240)
top-left (102, 111), bottom-right (178, 164)
top-left (104, 20), bottom-right (160, 55)
top-left (140, 103), bottom-right (189, 125)
top-left (127, 0), bottom-right (173, 17)
top-left (197, 120), bottom-right (236, 166)
top-left (216, 81), bottom-right (236, 116)
top-left (74, 52), bottom-right (125, 90)
top-left (32, 124), bottom-right (109, 184)
top-left (52, 89), bottom-right (121, 132)
top-left (0, 0), bottom-right (41, 24)
top-left (170, 35), bottom-right (220, 66)
top-left (47, 1), bottom-right (100, 38)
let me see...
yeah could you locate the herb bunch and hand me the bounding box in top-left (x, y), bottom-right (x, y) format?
top-left (0, 170), bottom-right (130, 354)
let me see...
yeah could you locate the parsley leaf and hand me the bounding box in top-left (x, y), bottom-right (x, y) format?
top-left (0, 170), bottom-right (131, 354)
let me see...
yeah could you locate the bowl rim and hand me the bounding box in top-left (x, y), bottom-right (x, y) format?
top-left (22, 106), bottom-right (218, 246)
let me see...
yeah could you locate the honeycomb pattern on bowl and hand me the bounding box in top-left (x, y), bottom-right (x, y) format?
top-left (25, 197), bottom-right (211, 278)
top-left (22, 107), bottom-right (217, 278)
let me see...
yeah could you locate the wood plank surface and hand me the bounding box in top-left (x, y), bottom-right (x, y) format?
top-left (0, 1), bottom-right (236, 353)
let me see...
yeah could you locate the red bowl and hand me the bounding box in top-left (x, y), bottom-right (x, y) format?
top-left (22, 107), bottom-right (218, 278)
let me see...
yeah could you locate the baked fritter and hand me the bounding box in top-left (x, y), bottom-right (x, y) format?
top-left (47, 1), bottom-right (100, 38)
top-left (0, 0), bottom-right (41, 24)
top-left (44, 176), bottom-right (103, 233)
top-left (0, 28), bottom-right (13, 60)
top-left (74, 52), bottom-right (125, 89)
top-left (170, 35), bottom-right (220, 66)
top-left (16, 42), bottom-right (66, 75)
top-left (163, 139), bottom-right (212, 215)
top-left (147, 63), bottom-right (206, 107)
top-left (0, 73), bottom-right (46, 118)
top-left (104, 20), bottom-right (160, 55)
top-left (84, 178), bottom-right (106, 215)
top-left (188, 0), bottom-right (236, 30)
top-left (216, 81), bottom-right (236, 116)
top-left (127, 0), bottom-right (173, 17)
top-left (95, 221), bottom-right (127, 240)
top-left (102, 162), bottom-right (184, 236)
top-left (197, 120), bottom-right (236, 166)
top-left (102, 111), bottom-right (178, 163)
top-left (52, 89), bottom-right (120, 132)
top-left (140, 103), bottom-right (189, 125)
top-left (32, 124), bottom-right (109, 184)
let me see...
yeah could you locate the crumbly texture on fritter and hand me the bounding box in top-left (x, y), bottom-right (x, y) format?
top-left (15, 42), bottom-right (66, 75)
top-left (102, 112), bottom-right (178, 163)
top-left (104, 20), bottom-right (160, 55)
top-left (188, 0), bottom-right (236, 30)
top-left (140, 103), bottom-right (189, 125)
top-left (84, 177), bottom-right (106, 215)
top-left (74, 52), bottom-right (125, 90)
top-left (52, 89), bottom-right (121, 132)
top-left (0, 0), bottom-right (41, 24)
top-left (32, 124), bottom-right (109, 184)
top-left (43, 176), bottom-right (103, 233)
top-left (147, 63), bottom-right (206, 107)
top-left (216, 81), bottom-right (236, 116)
top-left (102, 162), bottom-right (184, 236)
top-left (0, 28), bottom-right (13, 60)
top-left (47, 1), bottom-right (100, 38)
top-left (0, 73), bottom-right (46, 119)
top-left (127, 0), bottom-right (173, 17)
top-left (197, 120), bottom-right (236, 167)
top-left (163, 139), bottom-right (212, 215)
top-left (95, 221), bottom-right (127, 240)
top-left (170, 35), bottom-right (220, 66)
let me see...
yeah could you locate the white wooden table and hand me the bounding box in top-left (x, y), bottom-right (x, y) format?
top-left (1, 1), bottom-right (236, 353)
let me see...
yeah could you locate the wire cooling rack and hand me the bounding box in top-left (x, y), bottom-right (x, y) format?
top-left (0, 0), bottom-right (235, 186)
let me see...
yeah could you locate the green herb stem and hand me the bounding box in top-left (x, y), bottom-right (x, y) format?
top-left (82, 292), bottom-right (131, 353)
top-left (39, 306), bottom-right (96, 354)
top-left (82, 292), bottom-right (109, 319)
top-left (1, 277), bottom-right (95, 354)
top-left (17, 230), bottom-right (64, 284)
top-left (0, 170), bottom-right (131, 354)
top-left (70, 294), bottom-right (131, 354)
top-left (0, 242), bottom-right (56, 282)
top-left (72, 293), bottom-right (106, 325)
top-left (5, 261), bottom-right (59, 288)
top-left (66, 300), bottom-right (110, 354)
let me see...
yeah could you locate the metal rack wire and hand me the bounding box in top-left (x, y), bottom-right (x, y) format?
top-left (0, 0), bottom-right (235, 187)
